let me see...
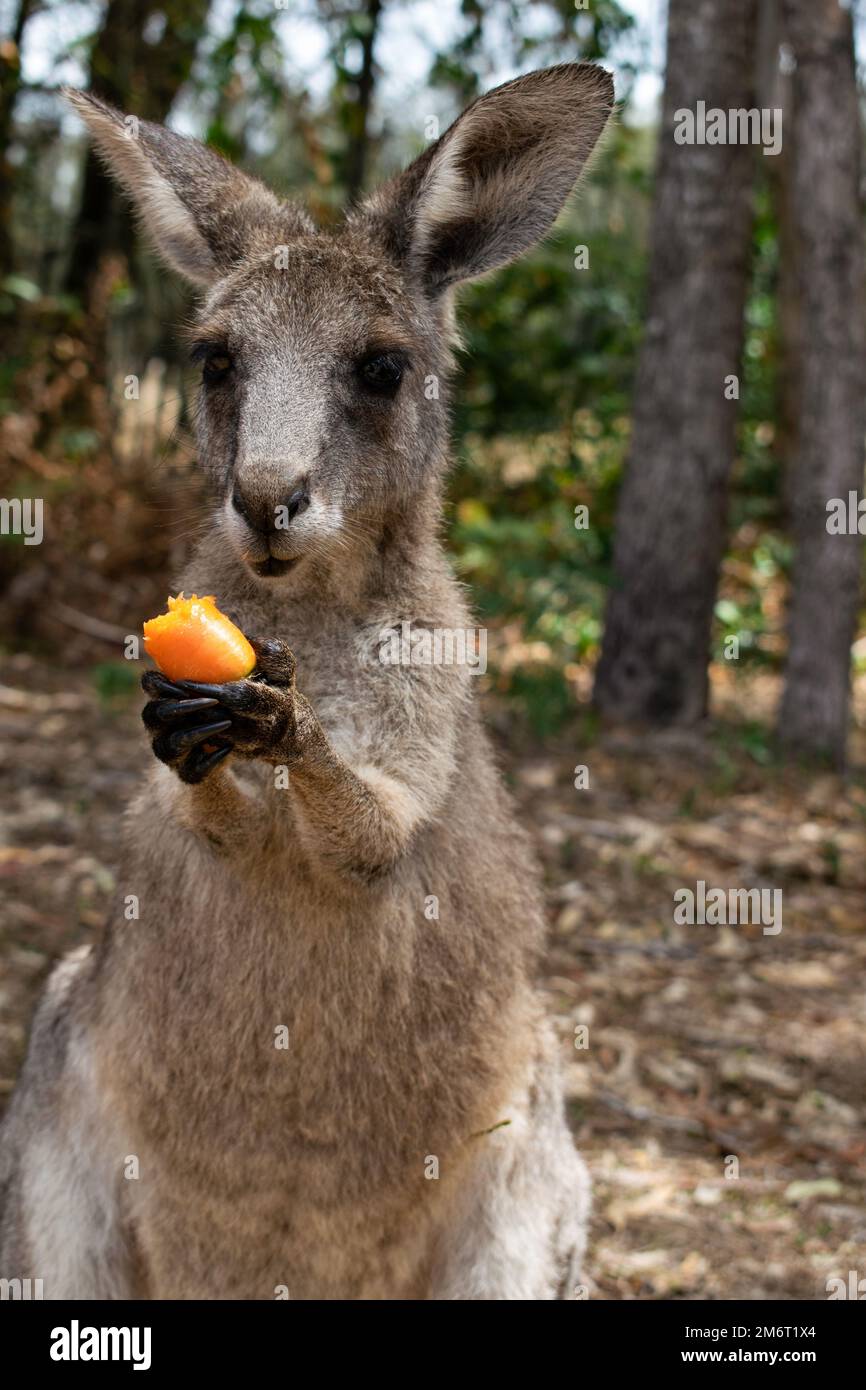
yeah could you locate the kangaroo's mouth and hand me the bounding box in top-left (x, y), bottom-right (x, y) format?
top-left (251, 556), bottom-right (300, 579)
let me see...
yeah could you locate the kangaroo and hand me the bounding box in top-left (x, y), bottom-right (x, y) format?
top-left (0, 63), bottom-right (613, 1300)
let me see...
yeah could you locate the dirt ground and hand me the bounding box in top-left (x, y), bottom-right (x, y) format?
top-left (1, 652), bottom-right (864, 1301)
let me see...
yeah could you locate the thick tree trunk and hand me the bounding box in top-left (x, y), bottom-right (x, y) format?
top-left (65, 0), bottom-right (209, 295)
top-left (594, 0), bottom-right (758, 726)
top-left (777, 0), bottom-right (866, 765)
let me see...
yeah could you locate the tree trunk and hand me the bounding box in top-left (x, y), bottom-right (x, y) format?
top-left (0, 0), bottom-right (37, 276)
top-left (777, 0), bottom-right (866, 765)
top-left (65, 0), bottom-right (209, 295)
top-left (594, 0), bottom-right (758, 726)
top-left (757, 0), bottom-right (800, 505)
top-left (343, 0), bottom-right (383, 204)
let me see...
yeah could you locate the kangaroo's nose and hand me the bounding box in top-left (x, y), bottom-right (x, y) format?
top-left (231, 483), bottom-right (310, 533)
top-left (284, 486), bottom-right (310, 524)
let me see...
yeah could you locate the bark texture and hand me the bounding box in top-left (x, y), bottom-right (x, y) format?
top-left (594, 0), bottom-right (758, 725)
top-left (777, 0), bottom-right (866, 765)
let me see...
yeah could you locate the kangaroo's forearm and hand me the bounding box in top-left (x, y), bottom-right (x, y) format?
top-left (291, 754), bottom-right (420, 880)
top-left (179, 766), bottom-right (269, 856)
top-left (286, 698), bottom-right (422, 880)
top-left (167, 686), bottom-right (424, 878)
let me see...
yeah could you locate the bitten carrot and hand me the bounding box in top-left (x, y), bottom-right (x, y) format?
top-left (143, 594), bottom-right (255, 683)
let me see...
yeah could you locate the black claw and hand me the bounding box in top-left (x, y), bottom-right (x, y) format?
top-left (171, 679), bottom-right (258, 711)
top-left (153, 720), bottom-right (232, 762)
top-left (142, 670), bottom-right (187, 698)
top-left (163, 696), bottom-right (221, 716)
top-left (170, 719), bottom-right (232, 753)
top-left (142, 696), bottom-right (220, 730)
top-left (178, 743), bottom-right (232, 784)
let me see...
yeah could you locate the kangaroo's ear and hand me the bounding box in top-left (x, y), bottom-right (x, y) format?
top-left (360, 63), bottom-right (614, 294)
top-left (64, 90), bottom-right (313, 287)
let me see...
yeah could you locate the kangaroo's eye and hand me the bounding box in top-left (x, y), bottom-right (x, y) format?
top-left (202, 351), bottom-right (233, 384)
top-left (358, 351), bottom-right (407, 394)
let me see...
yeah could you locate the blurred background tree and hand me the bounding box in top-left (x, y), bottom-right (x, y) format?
top-left (594, 0), bottom-right (759, 730)
top-left (775, 0), bottom-right (866, 765)
top-left (64, 0), bottom-right (212, 298)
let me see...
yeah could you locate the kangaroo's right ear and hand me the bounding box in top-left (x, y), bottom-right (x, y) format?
top-left (359, 63), bottom-right (614, 296)
top-left (64, 90), bottom-right (313, 287)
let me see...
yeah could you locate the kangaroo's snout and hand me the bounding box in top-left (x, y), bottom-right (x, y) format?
top-left (224, 462), bottom-right (340, 582)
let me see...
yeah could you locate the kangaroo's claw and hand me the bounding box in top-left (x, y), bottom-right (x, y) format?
top-left (152, 719), bottom-right (232, 763)
top-left (175, 742), bottom-right (232, 784)
top-left (141, 670), bottom-right (188, 699)
top-left (164, 678), bottom-right (268, 711)
top-left (142, 672), bottom-right (236, 780)
top-left (141, 696), bottom-right (220, 730)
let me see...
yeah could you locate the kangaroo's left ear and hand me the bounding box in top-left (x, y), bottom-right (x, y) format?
top-left (64, 90), bottom-right (314, 287)
top-left (360, 63), bottom-right (614, 294)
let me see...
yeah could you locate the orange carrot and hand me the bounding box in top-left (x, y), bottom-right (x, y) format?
top-left (143, 594), bottom-right (255, 683)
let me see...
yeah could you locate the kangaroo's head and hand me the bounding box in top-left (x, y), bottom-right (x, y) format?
top-left (68, 65), bottom-right (613, 586)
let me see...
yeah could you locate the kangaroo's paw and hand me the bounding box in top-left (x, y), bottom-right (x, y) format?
top-left (150, 639), bottom-right (311, 767)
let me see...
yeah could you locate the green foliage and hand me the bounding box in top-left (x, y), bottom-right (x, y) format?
top-left (56, 427), bottom-right (101, 461)
top-left (428, 0), bottom-right (638, 105)
top-left (91, 662), bottom-right (140, 708)
top-left (192, 3), bottom-right (293, 170)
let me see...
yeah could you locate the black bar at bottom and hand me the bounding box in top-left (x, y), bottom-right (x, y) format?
top-left (0, 1295), bottom-right (859, 1375)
